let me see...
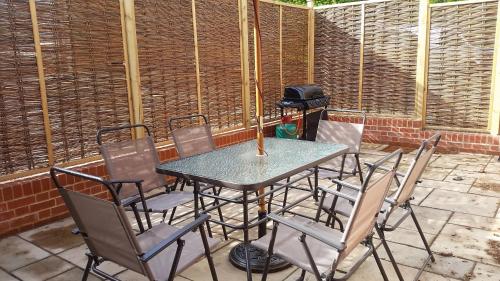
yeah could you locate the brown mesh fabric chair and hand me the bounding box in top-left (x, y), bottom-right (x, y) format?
top-left (315, 109), bottom-right (366, 183)
top-left (169, 115), bottom-right (228, 240)
top-left (97, 124), bottom-right (193, 229)
top-left (253, 150), bottom-right (403, 281)
top-left (321, 133), bottom-right (441, 281)
top-left (50, 167), bottom-right (219, 281)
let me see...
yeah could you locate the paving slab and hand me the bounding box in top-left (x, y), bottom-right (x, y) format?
top-left (469, 263), bottom-right (500, 281)
top-left (0, 269), bottom-right (19, 281)
top-left (417, 179), bottom-right (471, 193)
top-left (421, 189), bottom-right (498, 217)
top-left (18, 218), bottom-right (83, 254)
top-left (11, 256), bottom-right (73, 281)
top-left (0, 236), bottom-right (50, 271)
top-left (381, 226), bottom-right (436, 249)
top-left (421, 168), bottom-right (453, 181)
top-left (448, 213), bottom-right (500, 232)
top-left (386, 205), bottom-right (451, 235)
top-left (46, 268), bottom-right (102, 281)
top-left (432, 224), bottom-right (500, 266)
top-left (443, 175), bottom-right (477, 186)
top-left (58, 244), bottom-right (125, 276)
top-left (181, 240), bottom-right (295, 281)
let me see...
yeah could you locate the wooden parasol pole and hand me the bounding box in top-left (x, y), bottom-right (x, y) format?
top-left (252, 0), bottom-right (267, 237)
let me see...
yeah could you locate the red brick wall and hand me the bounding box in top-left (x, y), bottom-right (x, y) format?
top-left (0, 127), bottom-right (274, 238)
top-left (333, 116), bottom-right (500, 154)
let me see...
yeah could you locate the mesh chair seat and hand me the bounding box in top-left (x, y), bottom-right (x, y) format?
top-left (133, 191), bottom-right (194, 213)
top-left (253, 216), bottom-right (342, 274)
top-left (138, 223), bottom-right (219, 281)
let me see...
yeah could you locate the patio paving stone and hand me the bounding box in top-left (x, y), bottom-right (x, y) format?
top-left (387, 205), bottom-right (451, 235)
top-left (432, 224), bottom-right (500, 266)
top-left (18, 218), bottom-right (83, 254)
top-left (470, 263), bottom-right (500, 281)
top-left (417, 179), bottom-right (471, 193)
top-left (57, 244), bottom-right (126, 276)
top-left (0, 236), bottom-right (50, 271)
top-left (45, 268), bottom-right (102, 281)
top-left (11, 256), bottom-right (73, 281)
top-left (420, 189), bottom-right (498, 217)
top-left (0, 269), bottom-right (19, 281)
top-left (448, 213), bottom-right (500, 232)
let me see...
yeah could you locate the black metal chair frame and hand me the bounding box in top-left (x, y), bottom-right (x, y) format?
top-left (50, 167), bottom-right (218, 281)
top-left (260, 149), bottom-right (404, 281)
top-left (168, 114), bottom-right (229, 240)
top-left (97, 124), bottom-right (194, 227)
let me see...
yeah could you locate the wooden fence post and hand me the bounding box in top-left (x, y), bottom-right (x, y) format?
top-left (121, 0), bottom-right (144, 137)
top-left (415, 0), bottom-right (431, 126)
top-left (29, 0), bottom-right (54, 166)
top-left (239, 0), bottom-right (251, 128)
top-left (488, 0), bottom-right (500, 135)
top-left (358, 3), bottom-right (366, 111)
top-left (191, 0), bottom-right (203, 121)
top-left (307, 0), bottom-right (315, 84)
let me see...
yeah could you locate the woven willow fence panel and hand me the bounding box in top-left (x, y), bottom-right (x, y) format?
top-left (135, 0), bottom-right (199, 142)
top-left (314, 5), bottom-right (362, 110)
top-left (37, 0), bottom-right (130, 163)
top-left (196, 0), bottom-right (243, 131)
top-left (426, 2), bottom-right (498, 130)
top-left (362, 0), bottom-right (419, 115)
top-left (248, 1), bottom-right (282, 123)
top-left (282, 6), bottom-right (309, 86)
top-left (0, 1), bottom-right (48, 174)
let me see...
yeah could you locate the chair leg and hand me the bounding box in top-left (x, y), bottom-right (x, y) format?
top-left (267, 185), bottom-right (274, 213)
top-left (261, 223), bottom-right (279, 281)
top-left (376, 226), bottom-right (404, 281)
top-left (199, 225), bottom-right (218, 281)
top-left (167, 239), bottom-right (185, 281)
top-left (410, 206), bottom-right (435, 262)
top-left (199, 197), bottom-right (213, 238)
top-left (371, 239), bottom-right (389, 281)
top-left (296, 269), bottom-right (306, 281)
top-left (355, 154), bottom-right (364, 183)
top-left (82, 254), bottom-right (93, 281)
top-left (212, 186), bottom-right (228, 240)
top-left (168, 207), bottom-right (177, 225)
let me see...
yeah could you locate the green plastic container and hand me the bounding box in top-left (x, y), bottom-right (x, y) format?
top-left (276, 123), bottom-right (298, 139)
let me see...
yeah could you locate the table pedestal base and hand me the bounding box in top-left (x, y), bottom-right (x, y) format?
top-left (229, 242), bottom-right (290, 273)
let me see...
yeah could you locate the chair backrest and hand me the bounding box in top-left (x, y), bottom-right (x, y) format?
top-left (315, 109), bottom-right (366, 172)
top-left (169, 115), bottom-right (216, 159)
top-left (339, 149), bottom-right (402, 260)
top-left (392, 133), bottom-right (441, 207)
top-left (50, 168), bottom-right (146, 275)
top-left (98, 125), bottom-right (166, 199)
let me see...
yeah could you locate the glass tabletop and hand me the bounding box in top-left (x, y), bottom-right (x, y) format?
top-left (157, 138), bottom-right (348, 191)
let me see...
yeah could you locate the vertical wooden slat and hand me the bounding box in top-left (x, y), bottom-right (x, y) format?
top-left (239, 0), bottom-right (251, 128)
top-left (121, 0), bottom-right (144, 137)
top-left (415, 0), bottom-right (431, 125)
top-left (29, 0), bottom-right (54, 166)
top-left (192, 0), bottom-right (203, 121)
top-left (307, 0), bottom-right (315, 84)
top-left (119, 0), bottom-right (135, 139)
top-left (279, 6), bottom-right (283, 92)
top-left (489, 0), bottom-right (500, 134)
top-left (357, 3), bottom-right (366, 111)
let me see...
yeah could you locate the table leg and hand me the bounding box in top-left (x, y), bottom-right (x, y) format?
top-left (193, 181), bottom-right (199, 218)
top-left (314, 166), bottom-right (319, 201)
top-left (243, 191), bottom-right (252, 281)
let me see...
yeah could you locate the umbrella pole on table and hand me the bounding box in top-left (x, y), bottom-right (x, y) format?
top-left (253, 0), bottom-right (267, 238)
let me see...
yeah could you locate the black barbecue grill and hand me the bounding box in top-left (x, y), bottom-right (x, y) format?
top-left (276, 84), bottom-right (330, 140)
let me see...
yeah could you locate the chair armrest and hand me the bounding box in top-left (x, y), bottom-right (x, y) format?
top-left (139, 214), bottom-right (210, 262)
top-left (318, 185), bottom-right (358, 203)
top-left (331, 179), bottom-right (361, 192)
top-left (267, 213), bottom-right (345, 251)
top-left (108, 179), bottom-right (144, 185)
top-left (364, 162), bottom-right (407, 178)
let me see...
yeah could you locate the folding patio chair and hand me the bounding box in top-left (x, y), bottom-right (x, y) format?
top-left (253, 149), bottom-right (403, 281)
top-left (50, 167), bottom-right (219, 281)
top-left (315, 109), bottom-right (366, 183)
top-left (97, 124), bottom-right (193, 230)
top-left (169, 114), bottom-right (228, 240)
top-left (321, 133), bottom-right (441, 281)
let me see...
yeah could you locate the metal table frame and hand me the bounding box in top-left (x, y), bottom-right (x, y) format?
top-left (157, 139), bottom-right (348, 281)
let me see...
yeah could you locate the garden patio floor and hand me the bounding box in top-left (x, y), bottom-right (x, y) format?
top-left (1, 143), bottom-right (499, 281)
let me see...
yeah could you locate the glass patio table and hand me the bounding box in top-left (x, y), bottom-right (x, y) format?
top-left (156, 137), bottom-right (348, 281)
